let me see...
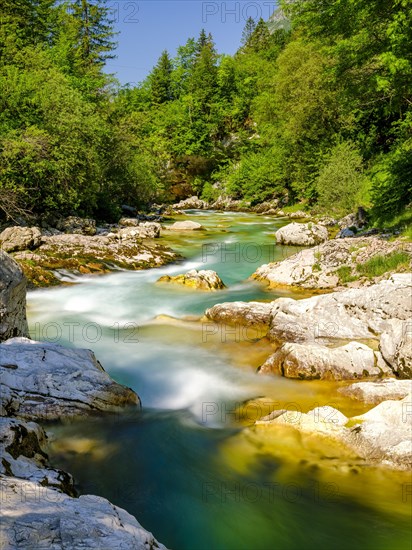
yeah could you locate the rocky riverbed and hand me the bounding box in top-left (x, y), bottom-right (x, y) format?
top-left (1, 207), bottom-right (411, 548)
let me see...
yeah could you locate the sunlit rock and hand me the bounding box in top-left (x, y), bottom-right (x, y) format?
top-left (0, 337), bottom-right (140, 420)
top-left (157, 269), bottom-right (225, 291)
top-left (259, 342), bottom-right (390, 380)
top-left (275, 222), bottom-right (328, 246)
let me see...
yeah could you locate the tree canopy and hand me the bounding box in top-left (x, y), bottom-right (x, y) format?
top-left (1, 1), bottom-right (411, 226)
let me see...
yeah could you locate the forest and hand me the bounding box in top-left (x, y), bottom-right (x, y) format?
top-left (0, 0), bottom-right (411, 229)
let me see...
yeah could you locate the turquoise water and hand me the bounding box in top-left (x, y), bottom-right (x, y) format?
top-left (27, 211), bottom-right (412, 550)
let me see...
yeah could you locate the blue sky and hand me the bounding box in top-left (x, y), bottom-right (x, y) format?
top-left (105, 1), bottom-right (278, 85)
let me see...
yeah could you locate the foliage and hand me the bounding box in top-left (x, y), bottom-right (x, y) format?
top-left (315, 142), bottom-right (370, 216)
top-left (0, 0), bottom-right (410, 223)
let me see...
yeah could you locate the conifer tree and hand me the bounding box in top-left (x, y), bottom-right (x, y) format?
top-left (150, 50), bottom-right (173, 104)
top-left (241, 17), bottom-right (256, 46)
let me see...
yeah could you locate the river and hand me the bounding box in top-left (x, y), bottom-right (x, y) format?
top-left (27, 211), bottom-right (411, 550)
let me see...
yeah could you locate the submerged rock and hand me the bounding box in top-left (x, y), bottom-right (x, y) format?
top-left (275, 222), bottom-right (328, 246)
top-left (158, 269), bottom-right (225, 290)
top-left (0, 337), bottom-right (140, 419)
top-left (256, 393), bottom-right (412, 470)
top-left (168, 220), bottom-right (203, 231)
top-left (259, 341), bottom-right (390, 380)
top-left (0, 476), bottom-right (168, 550)
top-left (0, 226), bottom-right (42, 253)
top-left (0, 251), bottom-right (29, 342)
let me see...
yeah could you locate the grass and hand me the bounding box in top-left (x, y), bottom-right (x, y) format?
top-left (356, 251), bottom-right (410, 278)
top-left (282, 203), bottom-right (308, 214)
top-left (337, 265), bottom-right (358, 284)
top-left (401, 224), bottom-right (412, 240)
top-left (375, 209), bottom-right (412, 242)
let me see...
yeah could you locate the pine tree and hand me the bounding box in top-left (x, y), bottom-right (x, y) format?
top-left (196, 29), bottom-right (208, 53)
top-left (150, 50), bottom-right (173, 104)
top-left (190, 34), bottom-right (218, 115)
top-left (0, 0), bottom-right (55, 58)
top-left (68, 0), bottom-right (117, 71)
top-left (247, 18), bottom-right (271, 52)
top-left (241, 17), bottom-right (256, 46)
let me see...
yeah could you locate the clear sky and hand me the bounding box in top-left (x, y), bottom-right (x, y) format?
top-left (105, 1), bottom-right (278, 85)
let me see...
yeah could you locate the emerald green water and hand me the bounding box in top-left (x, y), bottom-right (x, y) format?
top-left (27, 211), bottom-right (412, 550)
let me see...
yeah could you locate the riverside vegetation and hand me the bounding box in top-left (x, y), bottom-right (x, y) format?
top-left (0, 1), bottom-right (411, 234)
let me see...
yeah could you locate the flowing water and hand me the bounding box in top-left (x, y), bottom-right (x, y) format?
top-left (27, 211), bottom-right (411, 550)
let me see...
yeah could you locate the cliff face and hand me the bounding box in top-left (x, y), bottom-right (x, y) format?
top-left (0, 250), bottom-right (29, 341)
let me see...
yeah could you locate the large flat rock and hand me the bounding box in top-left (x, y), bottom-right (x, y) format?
top-left (0, 338), bottom-right (140, 420)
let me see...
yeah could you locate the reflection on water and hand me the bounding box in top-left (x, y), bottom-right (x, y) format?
top-left (27, 211), bottom-right (412, 550)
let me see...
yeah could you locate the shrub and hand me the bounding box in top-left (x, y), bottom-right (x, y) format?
top-left (315, 141), bottom-right (370, 216)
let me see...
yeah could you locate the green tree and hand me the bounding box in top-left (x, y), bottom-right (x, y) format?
top-left (316, 142), bottom-right (370, 216)
top-left (67, 0), bottom-right (116, 72)
top-left (150, 50), bottom-right (173, 104)
top-left (241, 17), bottom-right (256, 46)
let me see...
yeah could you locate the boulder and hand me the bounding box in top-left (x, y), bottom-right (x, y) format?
top-left (16, 233), bottom-right (179, 285)
top-left (119, 217), bottom-right (139, 227)
top-left (379, 318), bottom-right (412, 378)
top-left (173, 196), bottom-right (208, 209)
top-left (114, 222), bottom-right (161, 240)
top-left (338, 208), bottom-right (368, 231)
top-left (0, 338), bottom-right (140, 419)
top-left (168, 221), bottom-right (203, 231)
top-left (349, 394), bottom-right (412, 468)
top-left (339, 379), bottom-right (412, 404)
top-left (259, 341), bottom-right (389, 380)
top-left (0, 417), bottom-right (75, 495)
top-left (0, 477), bottom-right (168, 550)
top-left (56, 216), bottom-right (96, 236)
top-left (275, 222), bottom-right (328, 246)
top-left (288, 210), bottom-right (309, 219)
top-left (205, 301), bottom-right (273, 328)
top-left (0, 226), bottom-right (42, 253)
top-left (0, 251), bottom-right (29, 341)
top-left (157, 269), bottom-right (225, 291)
top-left (336, 227), bottom-right (356, 238)
top-left (209, 196), bottom-right (246, 211)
